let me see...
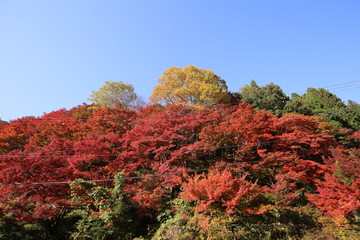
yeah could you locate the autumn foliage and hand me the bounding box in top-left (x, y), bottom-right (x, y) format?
top-left (0, 101), bottom-right (359, 238)
top-left (180, 168), bottom-right (263, 215)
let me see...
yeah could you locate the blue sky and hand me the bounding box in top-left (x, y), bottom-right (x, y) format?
top-left (1, 0), bottom-right (359, 121)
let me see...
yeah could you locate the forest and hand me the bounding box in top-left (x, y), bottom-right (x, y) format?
top-left (0, 66), bottom-right (359, 239)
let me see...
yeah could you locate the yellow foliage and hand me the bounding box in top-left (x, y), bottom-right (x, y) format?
top-left (150, 65), bottom-right (230, 108)
top-left (88, 81), bottom-right (143, 109)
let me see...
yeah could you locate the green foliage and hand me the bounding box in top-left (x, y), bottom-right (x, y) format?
top-left (343, 100), bottom-right (360, 130)
top-left (283, 88), bottom-right (354, 129)
top-left (0, 215), bottom-right (29, 240)
top-left (283, 93), bottom-right (313, 115)
top-left (0, 214), bottom-right (64, 240)
top-left (240, 80), bottom-right (289, 115)
top-left (89, 81), bottom-right (145, 109)
top-left (301, 219), bottom-right (360, 240)
top-left (300, 88), bottom-right (345, 111)
top-left (152, 199), bottom-right (200, 240)
top-left (68, 172), bottom-right (144, 240)
top-left (152, 198), bottom-right (322, 240)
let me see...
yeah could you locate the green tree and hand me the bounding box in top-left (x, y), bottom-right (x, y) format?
top-left (282, 93), bottom-right (313, 115)
top-left (342, 100), bottom-right (360, 130)
top-left (240, 80), bottom-right (289, 115)
top-left (68, 173), bottom-right (145, 240)
top-left (150, 65), bottom-right (231, 108)
top-left (283, 88), bottom-right (350, 128)
top-left (89, 81), bottom-right (145, 109)
top-left (300, 88), bottom-right (345, 113)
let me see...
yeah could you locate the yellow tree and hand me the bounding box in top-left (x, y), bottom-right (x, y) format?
top-left (150, 65), bottom-right (230, 108)
top-left (88, 81), bottom-right (145, 109)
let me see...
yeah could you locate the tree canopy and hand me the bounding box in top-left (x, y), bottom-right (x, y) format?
top-left (89, 81), bottom-right (145, 109)
top-left (283, 88), bottom-right (360, 130)
top-left (150, 65), bottom-right (231, 107)
top-left (240, 80), bottom-right (289, 115)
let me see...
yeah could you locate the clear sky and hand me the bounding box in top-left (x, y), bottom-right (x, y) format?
top-left (1, 0), bottom-right (359, 121)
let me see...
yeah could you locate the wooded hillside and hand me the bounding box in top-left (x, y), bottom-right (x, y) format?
top-left (1, 66), bottom-right (359, 239)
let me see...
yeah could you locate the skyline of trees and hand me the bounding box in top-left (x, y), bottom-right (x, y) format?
top-left (3, 65), bottom-right (359, 130)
